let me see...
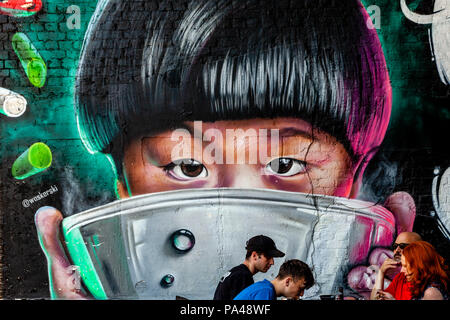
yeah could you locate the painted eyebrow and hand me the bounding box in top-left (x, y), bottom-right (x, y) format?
top-left (179, 124), bottom-right (314, 140)
top-left (278, 127), bottom-right (313, 140)
top-left (174, 123), bottom-right (194, 134)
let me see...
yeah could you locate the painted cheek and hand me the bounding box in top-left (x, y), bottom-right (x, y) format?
top-left (332, 177), bottom-right (354, 197)
top-left (262, 174), bottom-right (313, 193)
top-left (127, 167), bottom-right (160, 194)
top-left (155, 171), bottom-right (214, 191)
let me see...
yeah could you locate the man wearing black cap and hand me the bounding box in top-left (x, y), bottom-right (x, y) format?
top-left (213, 235), bottom-right (285, 300)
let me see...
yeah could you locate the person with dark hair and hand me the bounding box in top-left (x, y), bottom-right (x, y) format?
top-left (213, 235), bottom-right (285, 300)
top-left (33, 0), bottom-right (415, 299)
top-left (233, 259), bottom-right (314, 300)
top-left (401, 241), bottom-right (449, 300)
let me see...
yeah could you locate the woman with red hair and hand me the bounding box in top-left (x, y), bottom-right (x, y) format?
top-left (401, 241), bottom-right (449, 300)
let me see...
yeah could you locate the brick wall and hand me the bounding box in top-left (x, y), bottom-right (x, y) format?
top-left (0, 0), bottom-right (448, 300)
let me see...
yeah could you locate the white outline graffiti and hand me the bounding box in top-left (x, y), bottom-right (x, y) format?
top-left (400, 0), bottom-right (450, 85)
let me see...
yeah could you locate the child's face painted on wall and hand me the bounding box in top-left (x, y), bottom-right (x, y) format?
top-left (117, 117), bottom-right (357, 199)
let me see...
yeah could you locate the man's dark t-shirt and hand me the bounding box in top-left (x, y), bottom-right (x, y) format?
top-left (213, 264), bottom-right (254, 300)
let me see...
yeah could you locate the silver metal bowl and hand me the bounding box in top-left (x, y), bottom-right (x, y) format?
top-left (62, 188), bottom-right (395, 299)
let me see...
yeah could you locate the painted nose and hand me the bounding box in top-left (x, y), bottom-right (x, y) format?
top-left (219, 165), bottom-right (266, 188)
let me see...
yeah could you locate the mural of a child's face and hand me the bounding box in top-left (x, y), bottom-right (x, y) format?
top-left (116, 117), bottom-right (358, 199)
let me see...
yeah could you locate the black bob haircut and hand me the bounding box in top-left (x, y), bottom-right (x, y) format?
top-left (75, 0), bottom-right (391, 178)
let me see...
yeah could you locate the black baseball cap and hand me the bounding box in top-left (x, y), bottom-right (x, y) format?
top-left (245, 235), bottom-right (285, 258)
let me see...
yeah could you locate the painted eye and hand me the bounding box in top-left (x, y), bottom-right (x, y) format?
top-left (265, 158), bottom-right (306, 177)
top-left (165, 159), bottom-right (208, 180)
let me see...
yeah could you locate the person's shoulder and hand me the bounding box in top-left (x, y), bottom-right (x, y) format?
top-left (234, 281), bottom-right (273, 300)
top-left (422, 286), bottom-right (445, 300)
top-left (220, 264), bottom-right (253, 290)
top-left (259, 279), bottom-right (273, 286)
top-left (231, 264), bottom-right (250, 272)
top-left (219, 265), bottom-right (244, 280)
top-left (391, 271), bottom-right (405, 283)
top-left (253, 281), bottom-right (276, 299)
top-left (252, 279), bottom-right (274, 291)
top-left (241, 280), bottom-right (266, 292)
top-left (229, 264), bottom-right (252, 277)
top-left (233, 282), bottom-right (257, 300)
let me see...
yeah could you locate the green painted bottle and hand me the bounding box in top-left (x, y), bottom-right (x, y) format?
top-left (12, 142), bottom-right (52, 179)
top-left (11, 32), bottom-right (47, 88)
